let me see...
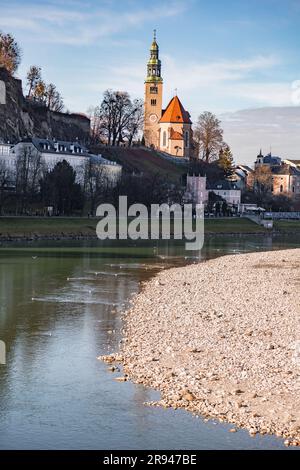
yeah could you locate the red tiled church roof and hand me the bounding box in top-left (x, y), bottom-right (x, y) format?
top-left (159, 96), bottom-right (192, 124)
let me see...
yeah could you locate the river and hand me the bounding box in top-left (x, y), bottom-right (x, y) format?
top-left (0, 235), bottom-right (299, 450)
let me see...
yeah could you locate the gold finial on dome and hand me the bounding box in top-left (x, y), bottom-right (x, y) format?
top-left (151, 29), bottom-right (158, 50)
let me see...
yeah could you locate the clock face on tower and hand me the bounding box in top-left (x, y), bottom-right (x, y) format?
top-left (149, 113), bottom-right (158, 123)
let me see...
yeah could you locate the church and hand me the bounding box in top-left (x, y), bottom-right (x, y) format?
top-left (143, 32), bottom-right (193, 159)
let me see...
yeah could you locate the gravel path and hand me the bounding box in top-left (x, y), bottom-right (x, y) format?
top-left (101, 249), bottom-right (300, 446)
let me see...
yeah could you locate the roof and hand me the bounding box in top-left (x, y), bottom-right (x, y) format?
top-left (284, 159), bottom-right (300, 167)
top-left (170, 129), bottom-right (183, 140)
top-left (209, 180), bottom-right (240, 190)
top-left (22, 138), bottom-right (89, 156)
top-left (150, 40), bottom-right (159, 51)
top-left (159, 96), bottom-right (192, 124)
top-left (236, 164), bottom-right (253, 173)
top-left (15, 138), bottom-right (121, 168)
top-left (271, 164), bottom-right (300, 176)
top-left (261, 154), bottom-right (281, 165)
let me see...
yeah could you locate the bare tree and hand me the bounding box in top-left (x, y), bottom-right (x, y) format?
top-left (15, 146), bottom-right (44, 213)
top-left (0, 31), bottom-right (21, 74)
top-left (194, 111), bottom-right (224, 162)
top-left (98, 90), bottom-right (143, 146)
top-left (45, 83), bottom-right (64, 112)
top-left (88, 106), bottom-right (105, 144)
top-left (26, 65), bottom-right (42, 98)
top-left (100, 90), bottom-right (114, 145)
top-left (84, 159), bottom-right (109, 214)
top-left (126, 99), bottom-right (144, 146)
top-left (25, 66), bottom-right (64, 111)
top-left (248, 166), bottom-right (273, 206)
top-left (0, 160), bottom-right (12, 215)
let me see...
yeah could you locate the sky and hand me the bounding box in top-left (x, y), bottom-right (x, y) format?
top-left (0, 0), bottom-right (300, 164)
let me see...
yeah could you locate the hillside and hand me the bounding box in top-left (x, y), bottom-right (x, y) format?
top-left (0, 67), bottom-right (90, 143)
top-left (95, 146), bottom-right (189, 182)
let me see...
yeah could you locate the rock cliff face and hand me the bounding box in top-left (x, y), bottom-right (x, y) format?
top-left (0, 68), bottom-right (90, 144)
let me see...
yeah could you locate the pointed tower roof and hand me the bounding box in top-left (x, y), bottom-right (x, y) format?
top-left (159, 96), bottom-right (192, 124)
top-left (150, 29), bottom-right (159, 51)
top-left (146, 29), bottom-right (162, 83)
top-left (257, 149), bottom-right (263, 157)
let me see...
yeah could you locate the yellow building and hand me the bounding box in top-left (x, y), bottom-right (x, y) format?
top-left (143, 31), bottom-right (193, 159)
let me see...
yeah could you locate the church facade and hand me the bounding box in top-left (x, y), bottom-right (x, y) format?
top-left (143, 32), bottom-right (193, 159)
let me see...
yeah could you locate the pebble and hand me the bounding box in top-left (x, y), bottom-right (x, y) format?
top-left (99, 249), bottom-right (300, 447)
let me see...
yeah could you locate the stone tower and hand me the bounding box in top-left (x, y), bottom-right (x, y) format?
top-left (143, 30), bottom-right (163, 149)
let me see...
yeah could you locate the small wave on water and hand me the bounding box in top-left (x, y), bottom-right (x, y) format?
top-left (31, 331), bottom-right (53, 337)
top-left (104, 263), bottom-right (147, 269)
top-left (83, 271), bottom-right (130, 277)
top-left (31, 296), bottom-right (121, 306)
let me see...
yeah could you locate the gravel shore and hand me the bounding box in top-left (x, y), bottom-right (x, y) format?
top-left (101, 249), bottom-right (300, 446)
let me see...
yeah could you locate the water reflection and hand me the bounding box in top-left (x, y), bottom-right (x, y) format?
top-left (0, 235), bottom-right (299, 449)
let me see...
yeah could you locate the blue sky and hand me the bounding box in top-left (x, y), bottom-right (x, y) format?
top-left (1, 0), bottom-right (300, 162)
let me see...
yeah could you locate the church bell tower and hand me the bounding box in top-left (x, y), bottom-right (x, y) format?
top-left (143, 30), bottom-right (163, 149)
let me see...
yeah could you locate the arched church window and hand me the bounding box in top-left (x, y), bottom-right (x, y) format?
top-left (163, 131), bottom-right (167, 147)
top-left (185, 131), bottom-right (189, 147)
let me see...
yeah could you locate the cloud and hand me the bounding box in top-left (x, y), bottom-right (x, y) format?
top-left (162, 54), bottom-right (280, 90)
top-left (0, 1), bottom-right (187, 45)
top-left (87, 53), bottom-right (284, 109)
top-left (221, 107), bottom-right (300, 165)
top-left (226, 82), bottom-right (294, 107)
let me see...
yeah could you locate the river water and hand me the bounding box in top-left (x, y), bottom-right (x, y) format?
top-left (0, 235), bottom-right (299, 450)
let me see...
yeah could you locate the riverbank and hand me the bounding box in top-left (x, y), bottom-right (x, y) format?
top-left (102, 249), bottom-right (300, 446)
top-left (0, 216), bottom-right (299, 241)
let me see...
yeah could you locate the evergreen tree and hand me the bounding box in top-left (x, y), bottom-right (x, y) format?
top-left (40, 160), bottom-right (84, 215)
top-left (218, 145), bottom-right (235, 177)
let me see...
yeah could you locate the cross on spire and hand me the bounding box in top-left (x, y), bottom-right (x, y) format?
top-left (153, 29), bottom-right (157, 41)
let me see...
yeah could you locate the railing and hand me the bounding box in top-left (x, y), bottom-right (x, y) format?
top-left (264, 212), bottom-right (300, 219)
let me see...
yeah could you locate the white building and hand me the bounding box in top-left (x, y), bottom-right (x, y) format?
top-left (0, 138), bottom-right (122, 186)
top-left (185, 175), bottom-right (241, 210)
top-left (210, 180), bottom-right (241, 207)
top-left (0, 142), bottom-right (13, 157)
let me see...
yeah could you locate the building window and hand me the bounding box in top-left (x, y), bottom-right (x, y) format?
top-left (163, 131), bottom-right (167, 147)
top-left (185, 131), bottom-right (189, 148)
top-left (293, 186), bottom-right (295, 193)
top-left (151, 99), bottom-right (157, 106)
top-left (280, 185), bottom-right (283, 193)
top-left (150, 86), bottom-right (158, 94)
